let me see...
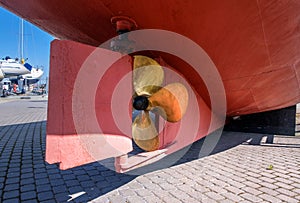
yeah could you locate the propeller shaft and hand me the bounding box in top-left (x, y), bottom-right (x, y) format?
top-left (133, 96), bottom-right (149, 110)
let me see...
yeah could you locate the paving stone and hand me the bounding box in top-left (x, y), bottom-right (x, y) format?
top-left (276, 188), bottom-right (297, 197)
top-left (275, 177), bottom-right (294, 185)
top-left (21, 190), bottom-right (37, 201)
top-left (46, 168), bottom-right (59, 174)
top-left (162, 195), bottom-right (185, 203)
top-left (3, 198), bottom-right (20, 203)
top-left (159, 182), bottom-right (177, 191)
top-left (21, 168), bottom-right (33, 173)
top-left (55, 193), bottom-right (70, 202)
top-left (260, 176), bottom-right (277, 183)
top-left (289, 177), bottom-right (300, 184)
top-left (76, 174), bottom-right (90, 182)
top-left (21, 178), bottom-right (35, 185)
top-left (4, 183), bottom-right (19, 191)
top-left (219, 200), bottom-right (235, 203)
top-left (9, 163), bottom-right (21, 168)
top-left (96, 181), bottom-right (111, 189)
top-left (128, 182), bottom-right (144, 190)
top-left (21, 173), bottom-right (34, 179)
top-left (227, 180), bottom-right (246, 188)
top-left (34, 168), bottom-right (47, 174)
top-left (224, 186), bottom-right (244, 195)
top-left (288, 173), bottom-right (300, 179)
top-left (221, 192), bottom-right (244, 202)
top-left (73, 169), bottom-right (87, 176)
top-left (259, 181), bottom-right (279, 189)
top-left (86, 169), bottom-right (100, 176)
top-left (37, 191), bottom-right (54, 201)
top-left (275, 181), bottom-right (295, 190)
top-left (20, 184), bottom-right (35, 192)
top-left (293, 188), bottom-right (300, 195)
top-left (241, 186), bottom-right (262, 196)
top-left (259, 193), bottom-right (282, 203)
top-left (6, 172), bottom-right (20, 178)
top-left (62, 174), bottom-right (76, 180)
top-left (33, 163), bottom-right (45, 169)
top-left (89, 197), bottom-right (110, 203)
top-left (36, 184), bottom-right (52, 193)
top-left (0, 182), bottom-right (4, 190)
top-left (209, 185), bottom-right (228, 194)
top-left (92, 175), bottom-right (105, 182)
top-left (205, 191), bottom-right (225, 201)
top-left (68, 185), bottom-right (84, 194)
top-left (211, 179), bottom-right (229, 188)
top-left (105, 175), bottom-right (120, 182)
top-left (135, 188), bottom-right (153, 197)
top-left (101, 186), bottom-right (115, 194)
top-left (65, 179), bottom-right (81, 187)
top-left (3, 190), bottom-right (19, 199)
top-left (126, 195), bottom-right (147, 203)
top-left (80, 180), bottom-right (94, 187)
top-left (5, 177), bottom-right (20, 184)
top-left (52, 185), bottom-right (68, 194)
top-left (277, 194), bottom-right (299, 203)
top-left (48, 173), bottom-right (61, 179)
top-left (34, 172), bottom-right (48, 179)
top-left (240, 193), bottom-right (263, 202)
top-left (108, 195), bottom-right (127, 203)
top-left (258, 187), bottom-right (280, 196)
top-left (295, 195), bottom-right (300, 200)
top-left (49, 178), bottom-right (64, 186)
top-left (142, 195), bottom-right (164, 203)
top-left (22, 200), bottom-right (38, 203)
top-left (119, 189), bottom-right (136, 197)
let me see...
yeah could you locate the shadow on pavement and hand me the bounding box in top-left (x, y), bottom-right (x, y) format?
top-left (1, 120), bottom-right (299, 202)
top-left (0, 121), bottom-right (137, 203)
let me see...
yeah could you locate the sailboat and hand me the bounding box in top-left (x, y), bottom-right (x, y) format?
top-left (0, 19), bottom-right (43, 86)
top-left (0, 19), bottom-right (31, 81)
top-left (0, 57), bottom-right (32, 81)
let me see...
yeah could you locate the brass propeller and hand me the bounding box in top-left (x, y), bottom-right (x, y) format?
top-left (147, 83), bottom-right (188, 122)
top-left (132, 111), bottom-right (159, 152)
top-left (132, 56), bottom-right (188, 151)
top-left (133, 55), bottom-right (164, 96)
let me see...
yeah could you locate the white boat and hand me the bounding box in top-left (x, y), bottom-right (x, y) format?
top-left (9, 66), bottom-right (44, 85)
top-left (0, 57), bottom-right (32, 80)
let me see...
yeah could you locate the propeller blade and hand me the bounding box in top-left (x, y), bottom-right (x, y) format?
top-left (132, 111), bottom-right (159, 151)
top-left (148, 83), bottom-right (189, 122)
top-left (133, 55), bottom-right (164, 96)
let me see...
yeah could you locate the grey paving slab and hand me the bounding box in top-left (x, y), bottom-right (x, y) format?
top-left (0, 97), bottom-right (300, 203)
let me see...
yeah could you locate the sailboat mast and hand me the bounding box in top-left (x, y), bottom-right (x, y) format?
top-left (21, 19), bottom-right (24, 60)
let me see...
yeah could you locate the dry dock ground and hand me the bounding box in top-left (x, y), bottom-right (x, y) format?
top-left (0, 96), bottom-right (300, 203)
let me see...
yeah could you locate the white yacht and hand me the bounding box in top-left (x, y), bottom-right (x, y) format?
top-left (0, 57), bottom-right (32, 80)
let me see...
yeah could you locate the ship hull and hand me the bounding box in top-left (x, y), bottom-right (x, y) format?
top-left (1, 0), bottom-right (299, 115)
top-left (1, 0), bottom-right (300, 171)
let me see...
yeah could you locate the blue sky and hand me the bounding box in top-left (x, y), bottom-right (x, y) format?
top-left (0, 7), bottom-right (54, 78)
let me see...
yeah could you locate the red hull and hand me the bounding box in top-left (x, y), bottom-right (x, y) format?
top-left (1, 0), bottom-right (299, 114)
top-left (1, 0), bottom-right (300, 170)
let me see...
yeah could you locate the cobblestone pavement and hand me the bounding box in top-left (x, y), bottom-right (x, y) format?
top-left (0, 97), bottom-right (300, 203)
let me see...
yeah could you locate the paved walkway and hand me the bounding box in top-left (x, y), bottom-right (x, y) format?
top-left (0, 97), bottom-right (300, 203)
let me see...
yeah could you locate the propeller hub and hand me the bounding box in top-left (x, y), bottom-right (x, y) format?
top-left (133, 96), bottom-right (149, 110)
